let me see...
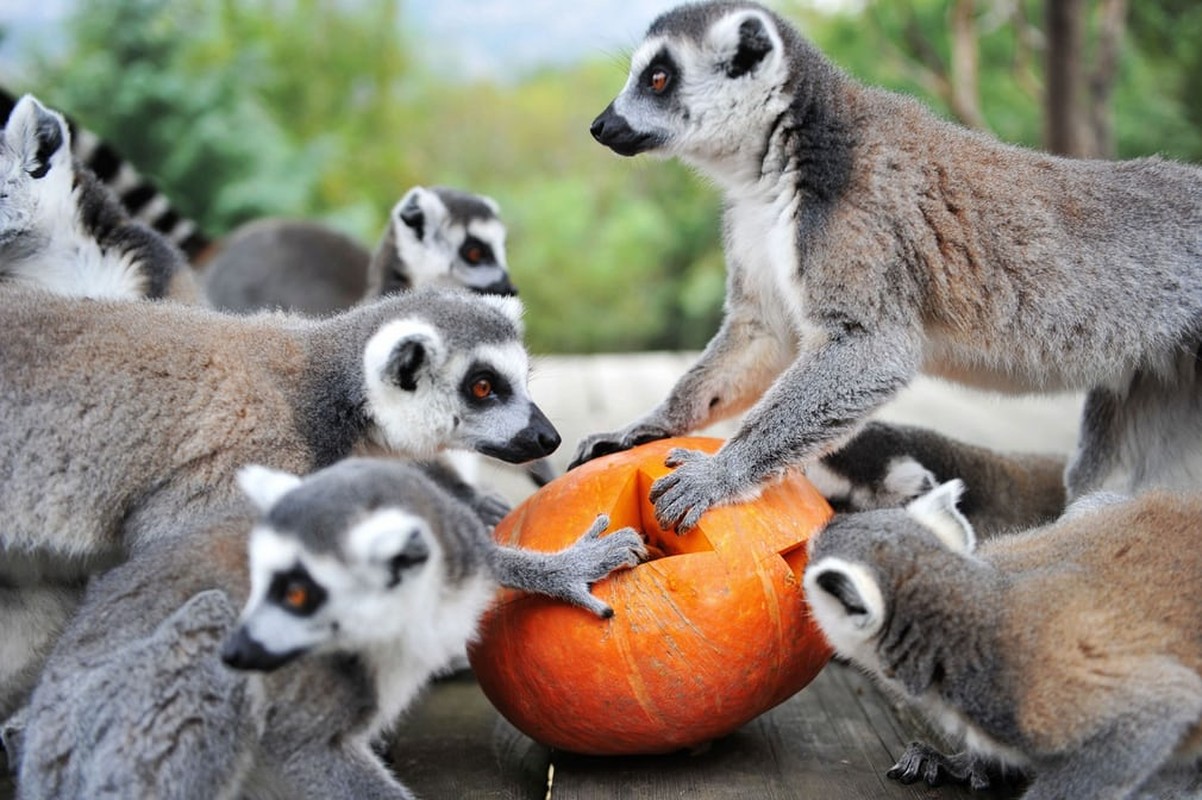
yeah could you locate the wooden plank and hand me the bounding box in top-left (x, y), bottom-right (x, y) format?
top-left (386, 670), bottom-right (551, 800)
top-left (548, 661), bottom-right (1024, 799)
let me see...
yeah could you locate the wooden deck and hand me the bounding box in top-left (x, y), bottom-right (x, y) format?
top-left (1, 661), bottom-right (1021, 799)
top-left (387, 661), bottom-right (1022, 800)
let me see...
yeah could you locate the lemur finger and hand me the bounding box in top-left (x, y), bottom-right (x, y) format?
top-left (568, 435), bottom-right (624, 470)
top-left (663, 447), bottom-right (705, 469)
top-left (583, 513), bottom-right (611, 540)
top-left (573, 592), bottom-right (615, 619)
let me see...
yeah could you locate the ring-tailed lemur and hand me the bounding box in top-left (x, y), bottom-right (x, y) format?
top-left (202, 186), bottom-right (549, 487)
top-left (11, 458), bottom-right (645, 799)
top-left (0, 87), bottom-right (211, 261)
top-left (807, 421), bottom-right (1068, 538)
top-left (573, 0), bottom-right (1202, 532)
top-left (804, 482), bottom-right (1202, 799)
top-left (203, 185), bottom-right (516, 316)
top-left (0, 285), bottom-right (557, 718)
top-left (0, 94), bottom-right (199, 302)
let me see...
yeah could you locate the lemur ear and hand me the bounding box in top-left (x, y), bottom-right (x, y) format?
top-left (365, 319), bottom-right (446, 393)
top-left (395, 186), bottom-right (448, 242)
top-left (714, 11), bottom-right (777, 78)
top-left (237, 464), bottom-right (303, 514)
top-left (348, 509), bottom-right (432, 589)
top-left (905, 479), bottom-right (975, 553)
top-left (479, 193), bottom-right (501, 216)
top-left (477, 293), bottom-right (525, 335)
top-left (5, 95), bottom-right (70, 180)
top-left (804, 557), bottom-right (885, 638)
top-left (388, 339), bottom-right (426, 391)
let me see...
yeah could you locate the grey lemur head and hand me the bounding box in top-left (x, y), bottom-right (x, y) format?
top-left (590, 2), bottom-right (821, 175)
top-left (0, 93), bottom-right (191, 299)
top-left (0, 94), bottom-right (73, 263)
top-left (222, 459), bottom-right (486, 672)
top-left (356, 289), bottom-right (559, 463)
top-left (803, 481), bottom-right (987, 694)
top-left (367, 185), bottom-right (516, 299)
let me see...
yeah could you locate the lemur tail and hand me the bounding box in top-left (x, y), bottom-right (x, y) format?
top-left (0, 87), bottom-right (213, 262)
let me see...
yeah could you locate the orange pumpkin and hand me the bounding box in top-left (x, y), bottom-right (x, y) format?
top-left (468, 437), bottom-right (834, 755)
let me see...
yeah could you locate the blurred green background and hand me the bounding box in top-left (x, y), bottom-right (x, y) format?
top-left (3, 0), bottom-right (1200, 353)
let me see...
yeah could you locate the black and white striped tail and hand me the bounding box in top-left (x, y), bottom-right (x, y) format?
top-left (0, 87), bottom-right (211, 261)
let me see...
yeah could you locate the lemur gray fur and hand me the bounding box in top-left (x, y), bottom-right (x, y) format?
top-left (574, 0), bottom-right (1202, 532)
top-left (0, 284), bottom-right (557, 719)
top-left (0, 94), bottom-right (199, 302)
top-left (9, 458), bottom-right (644, 799)
top-left (203, 185), bottom-right (516, 316)
top-left (804, 482), bottom-right (1202, 800)
top-left (202, 186), bottom-right (550, 487)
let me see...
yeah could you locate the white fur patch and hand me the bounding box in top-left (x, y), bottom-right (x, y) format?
top-left (477, 293), bottom-right (524, 333)
top-left (346, 508), bottom-right (430, 567)
top-left (237, 465), bottom-right (303, 514)
top-left (804, 556), bottom-right (885, 663)
top-left (883, 457), bottom-right (937, 501)
top-left (363, 318), bottom-right (455, 457)
top-left (805, 460), bottom-right (852, 501)
top-left (905, 480), bottom-right (975, 553)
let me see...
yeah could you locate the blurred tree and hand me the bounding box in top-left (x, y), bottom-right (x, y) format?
top-left (10, 0), bottom-right (1202, 352)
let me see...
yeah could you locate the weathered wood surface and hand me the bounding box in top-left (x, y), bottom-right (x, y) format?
top-left (0, 651), bottom-right (1022, 800)
top-left (385, 661), bottom-right (1023, 800)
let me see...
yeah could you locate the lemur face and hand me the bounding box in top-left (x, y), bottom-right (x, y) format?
top-left (590, 3), bottom-right (790, 169)
top-left (0, 95), bottom-right (73, 258)
top-left (803, 481), bottom-right (973, 665)
top-left (385, 186), bottom-right (516, 297)
top-left (223, 466), bottom-right (444, 672)
top-left (362, 293), bottom-right (560, 463)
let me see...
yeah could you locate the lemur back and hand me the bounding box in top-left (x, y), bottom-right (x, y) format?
top-left (805, 484), bottom-right (1202, 799)
top-left (0, 87), bottom-right (211, 261)
top-left (0, 94), bottom-right (199, 302)
top-left (203, 185), bottom-right (516, 315)
top-left (573, 0), bottom-right (1202, 531)
top-left (12, 458), bottom-right (644, 800)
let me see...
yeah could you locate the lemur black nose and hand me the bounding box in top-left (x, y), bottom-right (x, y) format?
top-left (590, 116), bottom-right (607, 142)
top-left (590, 103), bottom-right (616, 143)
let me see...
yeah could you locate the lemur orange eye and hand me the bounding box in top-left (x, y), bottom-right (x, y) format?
top-left (649, 68), bottom-right (670, 93)
top-left (464, 245), bottom-right (483, 264)
top-left (284, 584), bottom-right (308, 609)
top-left (472, 378), bottom-right (493, 399)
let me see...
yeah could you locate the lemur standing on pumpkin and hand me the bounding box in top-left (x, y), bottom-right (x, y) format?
top-left (573, 1), bottom-right (1202, 534)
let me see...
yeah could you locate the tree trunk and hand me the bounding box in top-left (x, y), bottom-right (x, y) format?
top-left (1045, 0), bottom-right (1091, 156)
top-left (1089, 0), bottom-right (1128, 158)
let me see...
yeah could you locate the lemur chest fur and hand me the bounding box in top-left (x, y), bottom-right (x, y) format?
top-left (725, 182), bottom-right (811, 339)
top-left (11, 219), bottom-right (145, 299)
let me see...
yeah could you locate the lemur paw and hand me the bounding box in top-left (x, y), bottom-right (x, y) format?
top-left (649, 448), bottom-right (749, 532)
top-left (887, 741), bottom-right (991, 791)
top-left (557, 514), bottom-right (647, 617)
top-left (568, 423), bottom-right (673, 470)
top-left (472, 492), bottom-right (512, 528)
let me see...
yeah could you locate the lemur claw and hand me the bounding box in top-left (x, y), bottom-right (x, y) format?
top-left (568, 424), bottom-right (673, 471)
top-left (649, 448), bottom-right (736, 533)
top-left (559, 514), bottom-right (647, 616)
top-left (887, 741), bottom-right (991, 791)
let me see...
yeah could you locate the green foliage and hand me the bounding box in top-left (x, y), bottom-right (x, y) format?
top-left (10, 0), bottom-right (1202, 353)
